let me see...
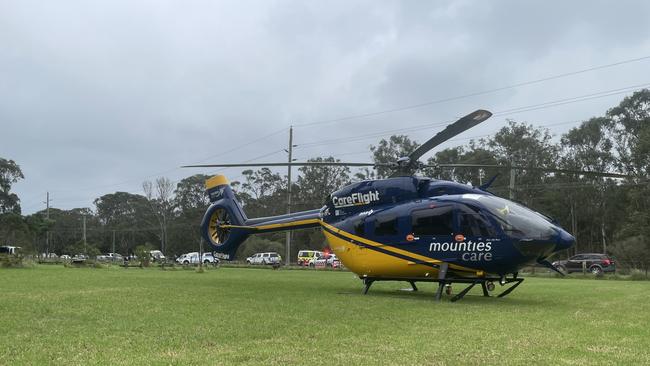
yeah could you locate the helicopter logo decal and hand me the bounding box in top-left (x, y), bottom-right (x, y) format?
top-left (429, 240), bottom-right (494, 261)
top-left (332, 190), bottom-right (380, 208)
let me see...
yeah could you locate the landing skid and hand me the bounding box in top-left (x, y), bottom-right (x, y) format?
top-left (360, 266), bottom-right (524, 302)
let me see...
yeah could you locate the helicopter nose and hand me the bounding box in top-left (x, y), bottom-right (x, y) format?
top-left (555, 229), bottom-right (575, 251)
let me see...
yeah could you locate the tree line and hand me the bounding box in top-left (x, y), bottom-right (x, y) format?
top-left (1, 90), bottom-right (649, 269)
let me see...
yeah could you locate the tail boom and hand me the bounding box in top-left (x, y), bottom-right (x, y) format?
top-left (200, 175), bottom-right (321, 259)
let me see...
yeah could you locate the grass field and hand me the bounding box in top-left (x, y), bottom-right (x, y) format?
top-left (1, 265), bottom-right (649, 365)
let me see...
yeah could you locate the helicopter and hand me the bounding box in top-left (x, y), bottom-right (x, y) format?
top-left (184, 110), bottom-right (630, 301)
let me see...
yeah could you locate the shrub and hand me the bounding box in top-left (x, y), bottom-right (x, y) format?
top-left (0, 254), bottom-right (25, 268)
top-left (629, 269), bottom-right (648, 281)
top-left (134, 243), bottom-right (155, 267)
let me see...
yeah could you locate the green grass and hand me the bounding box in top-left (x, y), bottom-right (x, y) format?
top-left (1, 266), bottom-right (649, 365)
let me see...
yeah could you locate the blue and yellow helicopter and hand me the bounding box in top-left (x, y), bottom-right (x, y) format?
top-left (185, 110), bottom-right (628, 301)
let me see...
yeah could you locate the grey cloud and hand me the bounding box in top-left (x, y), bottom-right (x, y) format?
top-left (1, 0), bottom-right (649, 213)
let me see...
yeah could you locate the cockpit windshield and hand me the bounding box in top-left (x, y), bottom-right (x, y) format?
top-left (463, 195), bottom-right (556, 239)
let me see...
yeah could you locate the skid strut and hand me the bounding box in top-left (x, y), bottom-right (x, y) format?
top-left (359, 273), bottom-right (525, 301)
top-left (434, 263), bottom-right (449, 301)
top-left (362, 278), bottom-right (374, 294)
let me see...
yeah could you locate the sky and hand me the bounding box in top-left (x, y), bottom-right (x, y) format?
top-left (2, 0), bottom-right (650, 214)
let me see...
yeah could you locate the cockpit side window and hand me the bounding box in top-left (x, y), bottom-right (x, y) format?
top-left (411, 206), bottom-right (453, 236)
top-left (459, 209), bottom-right (496, 237)
top-left (374, 214), bottom-right (398, 236)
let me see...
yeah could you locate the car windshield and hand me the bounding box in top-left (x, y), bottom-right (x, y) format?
top-left (464, 194), bottom-right (555, 239)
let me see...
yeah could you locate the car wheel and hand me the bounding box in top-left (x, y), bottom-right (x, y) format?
top-left (309, 262), bottom-right (314, 268)
top-left (183, 260), bottom-right (189, 265)
top-left (590, 265), bottom-right (603, 276)
top-left (246, 260), bottom-right (252, 265)
top-left (556, 265), bottom-right (567, 275)
top-left (204, 260), bottom-right (209, 264)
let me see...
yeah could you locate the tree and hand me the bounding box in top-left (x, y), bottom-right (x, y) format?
top-left (603, 90), bottom-right (650, 262)
top-left (168, 174), bottom-right (211, 257)
top-left (143, 177), bottom-right (175, 254)
top-left (605, 89), bottom-right (650, 176)
top-left (370, 135), bottom-right (419, 178)
top-left (486, 120), bottom-right (558, 206)
top-left (294, 157), bottom-right (351, 211)
top-left (552, 118), bottom-right (621, 255)
top-left (174, 174), bottom-right (211, 211)
top-left (0, 158), bottom-right (24, 214)
top-left (424, 143), bottom-right (499, 186)
top-left (0, 213), bottom-right (29, 247)
top-left (236, 168), bottom-right (286, 218)
top-left (94, 192), bottom-right (155, 255)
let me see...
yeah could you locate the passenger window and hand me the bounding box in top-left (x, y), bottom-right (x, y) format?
top-left (375, 214), bottom-right (398, 236)
top-left (412, 206), bottom-right (453, 236)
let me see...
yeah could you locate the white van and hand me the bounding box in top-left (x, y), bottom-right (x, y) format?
top-left (297, 250), bottom-right (324, 267)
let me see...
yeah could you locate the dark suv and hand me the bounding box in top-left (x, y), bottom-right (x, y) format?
top-left (552, 253), bottom-right (616, 275)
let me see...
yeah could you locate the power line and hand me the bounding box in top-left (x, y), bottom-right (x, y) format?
top-left (48, 127), bottom-right (290, 195)
top-left (292, 55), bottom-right (650, 127)
top-left (29, 146), bottom-right (289, 211)
top-left (493, 82), bottom-right (650, 117)
top-left (40, 58), bottom-right (650, 198)
top-left (290, 82), bottom-right (649, 152)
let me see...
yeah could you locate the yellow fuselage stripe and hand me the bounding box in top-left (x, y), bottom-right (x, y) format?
top-left (222, 218), bottom-right (320, 231)
top-left (320, 221), bottom-right (476, 274)
top-left (219, 217), bottom-right (479, 277)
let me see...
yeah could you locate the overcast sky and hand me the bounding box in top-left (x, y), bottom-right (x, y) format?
top-left (2, 0), bottom-right (650, 214)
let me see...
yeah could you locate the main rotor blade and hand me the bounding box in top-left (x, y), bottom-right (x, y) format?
top-left (182, 162), bottom-right (386, 168)
top-left (408, 109), bottom-right (492, 163)
top-left (433, 163), bottom-right (632, 178)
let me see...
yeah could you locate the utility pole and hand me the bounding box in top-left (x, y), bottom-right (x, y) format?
top-left (45, 192), bottom-right (51, 255)
top-left (82, 214), bottom-right (87, 255)
top-left (285, 126), bottom-right (293, 266)
top-left (509, 168), bottom-right (516, 200)
top-left (112, 230), bottom-right (116, 254)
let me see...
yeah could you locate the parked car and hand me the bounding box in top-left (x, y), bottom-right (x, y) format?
top-left (149, 250), bottom-right (166, 262)
top-left (297, 250), bottom-right (324, 267)
top-left (202, 253), bottom-right (219, 265)
top-left (313, 253), bottom-right (341, 268)
top-left (246, 252), bottom-right (282, 265)
top-left (71, 254), bottom-right (88, 263)
top-left (97, 253), bottom-right (124, 262)
top-left (326, 253), bottom-right (341, 268)
top-left (552, 253), bottom-right (616, 275)
top-left (0, 246), bottom-right (21, 255)
top-left (176, 252), bottom-right (219, 265)
top-left (60, 254), bottom-right (71, 260)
